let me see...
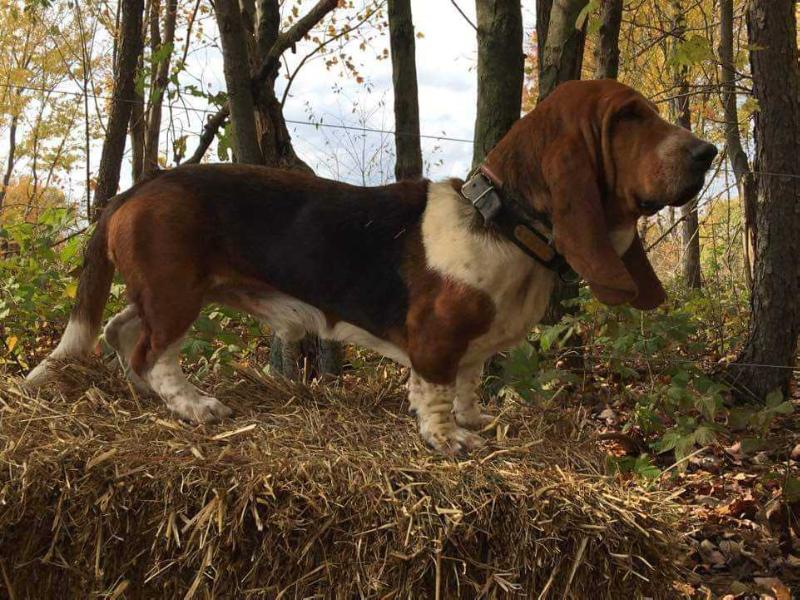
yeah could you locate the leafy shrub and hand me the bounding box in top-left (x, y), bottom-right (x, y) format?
top-left (0, 207), bottom-right (93, 370)
top-left (1, 208), bottom-right (266, 376)
top-left (500, 288), bottom-right (792, 473)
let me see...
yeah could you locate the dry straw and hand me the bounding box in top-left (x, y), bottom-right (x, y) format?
top-left (0, 360), bottom-right (686, 598)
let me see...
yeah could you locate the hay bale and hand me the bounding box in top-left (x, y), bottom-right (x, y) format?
top-left (0, 361), bottom-right (685, 598)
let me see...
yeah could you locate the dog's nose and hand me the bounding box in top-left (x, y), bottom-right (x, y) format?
top-left (690, 142), bottom-right (718, 170)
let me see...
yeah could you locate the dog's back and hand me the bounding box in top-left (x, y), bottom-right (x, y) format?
top-left (112, 163), bottom-right (430, 335)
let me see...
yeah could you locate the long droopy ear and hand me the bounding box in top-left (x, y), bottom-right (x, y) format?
top-left (544, 140), bottom-right (638, 306)
top-left (622, 232), bottom-right (667, 310)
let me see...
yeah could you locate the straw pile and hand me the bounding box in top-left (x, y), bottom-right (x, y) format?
top-left (0, 360), bottom-right (686, 598)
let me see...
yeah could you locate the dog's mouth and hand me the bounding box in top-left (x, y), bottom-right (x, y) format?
top-left (637, 199), bottom-right (664, 216)
top-left (636, 175), bottom-right (706, 216)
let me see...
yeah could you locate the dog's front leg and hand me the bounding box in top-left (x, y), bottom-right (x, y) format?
top-left (453, 364), bottom-right (493, 429)
top-left (410, 375), bottom-right (485, 455)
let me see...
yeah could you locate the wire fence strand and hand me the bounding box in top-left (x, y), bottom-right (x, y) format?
top-left (2, 81), bottom-right (800, 181)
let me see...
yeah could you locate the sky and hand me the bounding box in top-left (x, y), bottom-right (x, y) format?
top-left (2, 0), bottom-right (737, 216)
top-left (275, 0), bottom-right (536, 184)
top-left (0, 1), bottom-right (541, 203)
top-left (118, 0), bottom-right (539, 190)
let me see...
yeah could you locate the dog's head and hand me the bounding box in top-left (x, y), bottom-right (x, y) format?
top-left (486, 79), bottom-right (717, 309)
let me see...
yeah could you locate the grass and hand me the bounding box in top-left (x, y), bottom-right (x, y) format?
top-left (0, 358), bottom-right (690, 598)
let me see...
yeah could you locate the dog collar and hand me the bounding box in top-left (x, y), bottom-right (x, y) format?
top-left (460, 165), bottom-right (573, 278)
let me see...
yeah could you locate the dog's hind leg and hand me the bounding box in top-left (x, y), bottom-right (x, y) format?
top-left (140, 339), bottom-right (232, 423)
top-left (104, 305), bottom-right (151, 393)
top-left (129, 280), bottom-right (232, 424)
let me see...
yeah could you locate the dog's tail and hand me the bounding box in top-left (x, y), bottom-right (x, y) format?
top-left (26, 172), bottom-right (161, 387)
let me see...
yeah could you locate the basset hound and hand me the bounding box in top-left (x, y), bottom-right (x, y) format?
top-left (27, 80), bottom-right (717, 454)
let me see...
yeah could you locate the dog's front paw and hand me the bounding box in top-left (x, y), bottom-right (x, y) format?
top-left (419, 419), bottom-right (485, 456)
top-left (168, 394), bottom-right (233, 424)
top-left (454, 408), bottom-right (494, 430)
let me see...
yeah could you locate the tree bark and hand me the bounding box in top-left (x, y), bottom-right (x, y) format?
top-left (593, 0), bottom-right (623, 80)
top-left (536, 0), bottom-right (553, 84)
top-left (93, 0), bottom-right (145, 218)
top-left (671, 0), bottom-right (701, 289)
top-left (248, 0), bottom-right (313, 172)
top-left (728, 0), bottom-right (800, 402)
top-left (214, 0), bottom-right (263, 164)
top-left (215, 0), bottom-right (339, 376)
top-left (538, 0), bottom-right (588, 102)
top-left (472, 0), bottom-right (524, 169)
top-left (719, 0), bottom-right (756, 287)
top-left (144, 0), bottom-right (178, 175)
top-left (130, 84), bottom-right (146, 182)
top-left (388, 0), bottom-right (423, 181)
top-left (0, 112), bottom-right (18, 214)
top-left (189, 0), bottom-right (337, 166)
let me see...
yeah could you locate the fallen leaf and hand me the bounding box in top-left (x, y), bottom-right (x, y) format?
top-left (790, 443), bottom-right (800, 460)
top-left (753, 577), bottom-right (791, 600)
top-left (718, 539), bottom-right (742, 559)
top-left (699, 539), bottom-right (727, 567)
top-left (716, 496), bottom-right (759, 520)
top-left (766, 502), bottom-right (793, 555)
top-left (598, 407), bottom-right (616, 423)
top-left (724, 441), bottom-right (742, 459)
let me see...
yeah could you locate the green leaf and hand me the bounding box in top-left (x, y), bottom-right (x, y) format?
top-left (739, 437), bottom-right (765, 455)
top-left (671, 35), bottom-right (715, 68)
top-left (671, 369), bottom-right (690, 388)
top-left (587, 15), bottom-right (602, 36)
top-left (728, 406), bottom-right (753, 431)
top-left (134, 68), bottom-right (148, 96)
top-left (771, 401), bottom-right (794, 416)
top-left (634, 455), bottom-right (661, 480)
top-left (674, 435), bottom-right (696, 464)
top-left (784, 477), bottom-right (800, 503)
top-left (654, 430), bottom-right (681, 453)
top-left (697, 394), bottom-right (718, 422)
top-left (693, 425), bottom-right (716, 446)
top-left (765, 389), bottom-right (784, 408)
top-left (150, 41), bottom-right (174, 65)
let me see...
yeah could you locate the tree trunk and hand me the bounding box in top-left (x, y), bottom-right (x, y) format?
top-left (718, 0), bottom-right (756, 287)
top-left (536, 0), bottom-right (553, 84)
top-left (130, 85), bottom-right (146, 182)
top-left (388, 0), bottom-right (422, 181)
top-left (728, 0), bottom-right (800, 402)
top-left (0, 112), bottom-right (18, 214)
top-left (251, 0), bottom-right (339, 377)
top-left (93, 0), bottom-right (145, 218)
top-left (247, 0), bottom-right (314, 172)
top-left (472, 0), bottom-right (524, 169)
top-left (593, 0), bottom-right (623, 80)
top-left (144, 0), bottom-right (178, 175)
top-left (216, 0), bottom-right (340, 377)
top-left (214, 0), bottom-right (263, 164)
top-left (671, 0), bottom-right (701, 289)
top-left (538, 0), bottom-right (588, 102)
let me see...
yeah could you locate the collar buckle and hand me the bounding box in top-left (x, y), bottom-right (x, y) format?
top-left (461, 164), bottom-right (576, 279)
top-left (461, 172), bottom-right (502, 223)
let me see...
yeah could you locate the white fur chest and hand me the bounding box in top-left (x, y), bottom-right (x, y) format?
top-left (421, 182), bottom-right (556, 368)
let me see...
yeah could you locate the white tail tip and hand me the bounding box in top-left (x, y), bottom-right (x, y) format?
top-left (24, 318), bottom-right (96, 388)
